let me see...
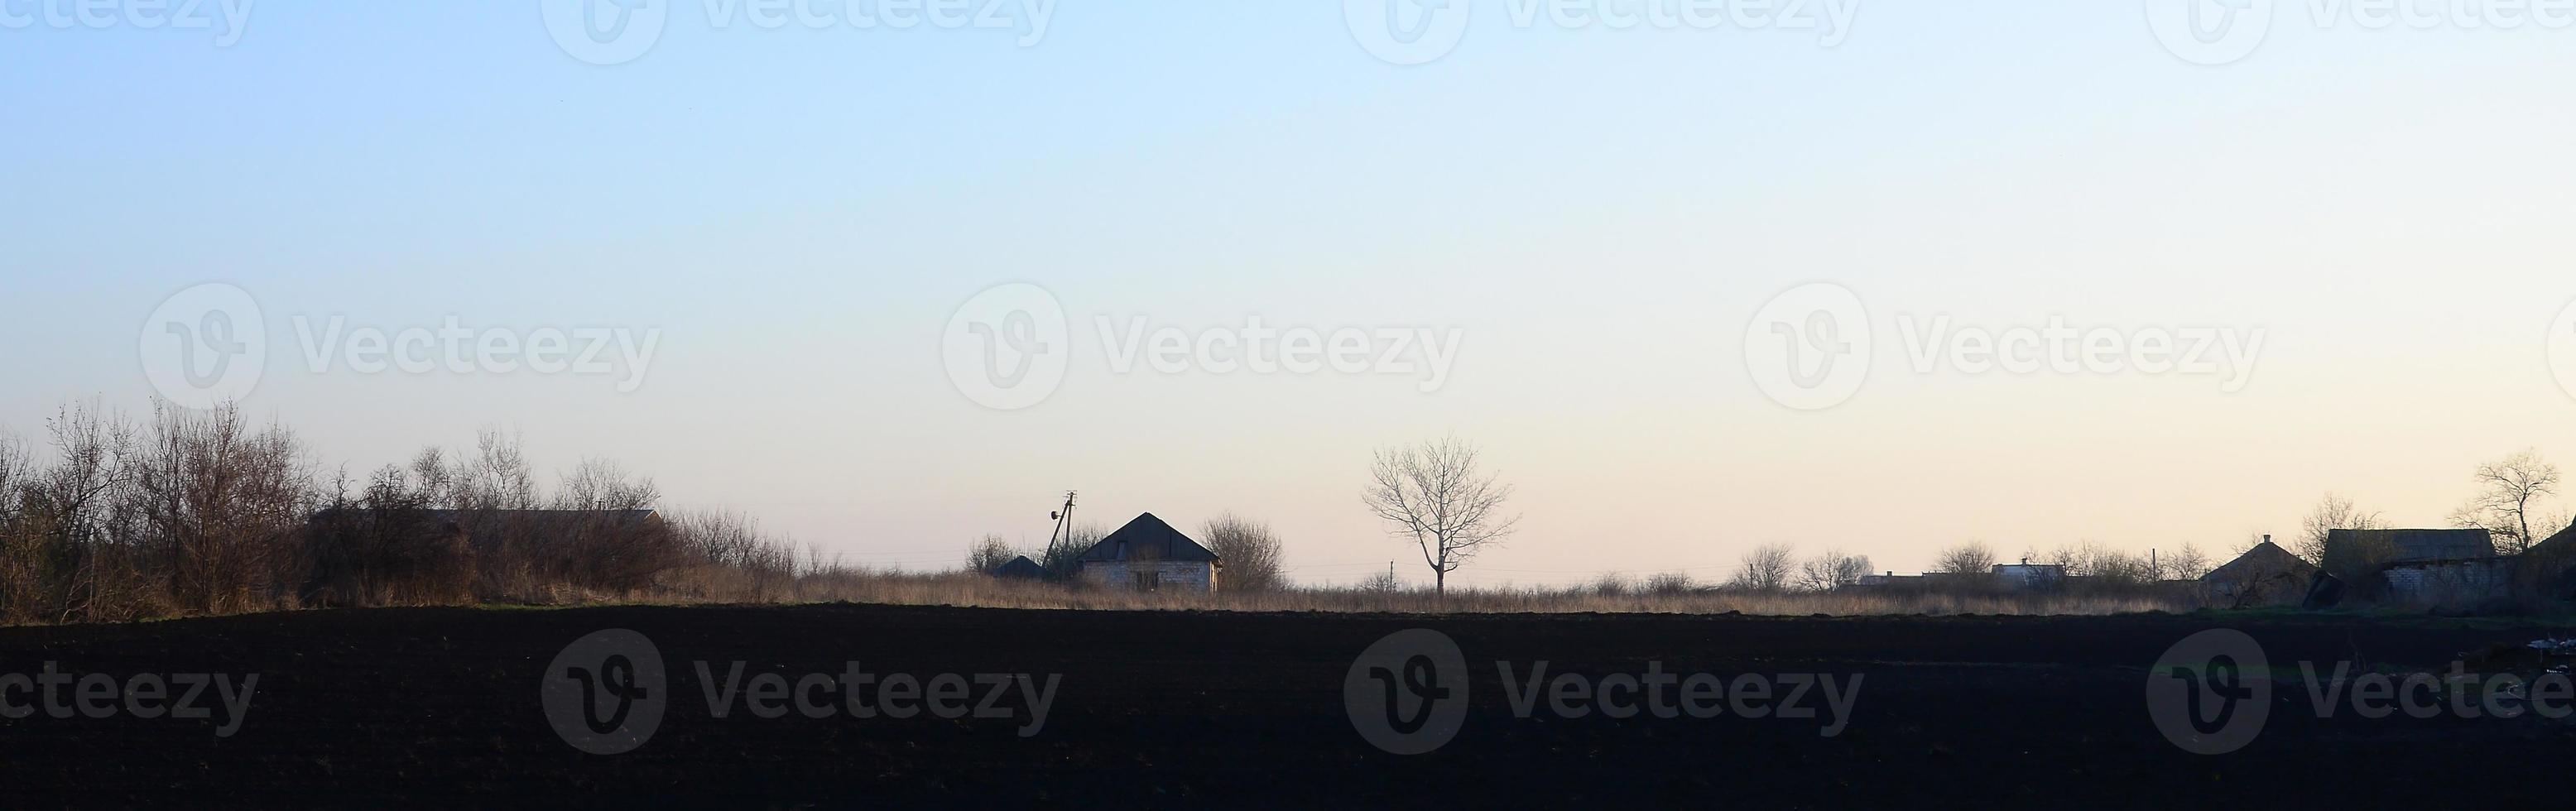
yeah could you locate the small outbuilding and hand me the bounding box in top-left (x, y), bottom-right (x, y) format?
top-left (989, 555), bottom-right (1048, 581)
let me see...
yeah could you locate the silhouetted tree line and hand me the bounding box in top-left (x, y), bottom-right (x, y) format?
top-left (0, 399), bottom-right (802, 625)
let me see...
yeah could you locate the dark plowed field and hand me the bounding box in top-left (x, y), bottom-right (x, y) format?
top-left (2, 604), bottom-right (2571, 808)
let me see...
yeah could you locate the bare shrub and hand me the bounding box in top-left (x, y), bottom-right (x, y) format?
top-left (1360, 569), bottom-right (1402, 594)
top-left (967, 534), bottom-right (1019, 573)
top-left (1933, 542), bottom-right (1997, 575)
top-left (453, 428), bottom-right (537, 512)
top-left (300, 467), bottom-right (473, 607)
top-left (1797, 549), bottom-right (1872, 592)
top-left (1644, 572), bottom-right (1696, 597)
top-left (1728, 544), bottom-right (1795, 593)
top-left (132, 403), bottom-right (316, 614)
top-left (1589, 573), bottom-right (1635, 597)
top-left (1200, 513), bottom-right (1286, 593)
top-left (1039, 523), bottom-right (1101, 582)
top-left (556, 457), bottom-right (661, 512)
top-left (663, 510), bottom-right (799, 602)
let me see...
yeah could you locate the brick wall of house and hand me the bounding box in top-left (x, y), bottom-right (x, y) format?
top-left (1079, 560), bottom-right (1218, 593)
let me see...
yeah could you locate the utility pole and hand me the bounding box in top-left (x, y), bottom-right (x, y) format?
top-left (1044, 491), bottom-right (1078, 578)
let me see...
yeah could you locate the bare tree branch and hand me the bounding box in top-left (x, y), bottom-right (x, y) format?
top-left (2451, 450), bottom-right (2562, 554)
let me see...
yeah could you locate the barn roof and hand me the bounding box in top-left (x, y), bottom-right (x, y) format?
top-left (2326, 528), bottom-right (2493, 561)
top-left (2321, 528), bottom-right (2495, 578)
top-left (2203, 540), bottom-right (2318, 583)
top-left (1076, 513), bottom-right (1220, 563)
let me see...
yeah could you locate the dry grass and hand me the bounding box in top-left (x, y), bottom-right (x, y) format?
top-left (641, 568), bottom-right (2208, 617)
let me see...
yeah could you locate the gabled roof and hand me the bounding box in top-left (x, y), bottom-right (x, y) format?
top-left (2203, 540), bottom-right (2318, 583)
top-left (991, 555), bottom-right (1047, 579)
top-left (2320, 528), bottom-right (2495, 580)
top-left (2524, 520), bottom-right (2576, 569)
top-left (1075, 513), bottom-right (1219, 564)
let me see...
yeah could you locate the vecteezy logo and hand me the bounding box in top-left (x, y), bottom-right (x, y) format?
top-left (1345, 0), bottom-right (1473, 65)
top-left (1743, 282), bottom-right (1870, 410)
top-left (139, 283), bottom-right (267, 410)
top-left (2146, 0), bottom-right (2275, 65)
top-left (2549, 298), bottom-right (2576, 406)
top-left (541, 629), bottom-right (669, 755)
top-left (942, 283), bottom-right (1070, 410)
top-left (541, 0), bottom-right (670, 65)
top-left (2146, 629), bottom-right (2271, 755)
top-left (1344, 628), bottom-right (1469, 755)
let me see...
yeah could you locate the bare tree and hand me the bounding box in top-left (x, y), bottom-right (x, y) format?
top-left (1932, 542), bottom-right (1996, 574)
top-left (1201, 513), bottom-right (1286, 592)
top-left (2299, 492), bottom-right (2381, 564)
top-left (555, 457), bottom-right (660, 512)
top-left (27, 401), bottom-right (138, 549)
top-left (2, 401), bottom-right (142, 622)
top-left (406, 447), bottom-right (456, 509)
top-left (1588, 572), bottom-right (1636, 597)
top-left (2168, 542), bottom-right (2213, 580)
top-left (1363, 438), bottom-right (1519, 597)
top-left (1796, 549), bottom-right (1872, 591)
top-left (453, 428), bottom-right (536, 512)
top-left (967, 534), bottom-right (1018, 573)
top-left (1729, 544), bottom-right (1796, 593)
top-left (2449, 450), bottom-right (2563, 554)
top-left (0, 427), bottom-right (29, 525)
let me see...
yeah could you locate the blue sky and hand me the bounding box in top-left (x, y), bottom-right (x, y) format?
top-left (7, 2), bottom-right (2576, 584)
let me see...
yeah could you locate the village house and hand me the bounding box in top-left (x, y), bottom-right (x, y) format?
top-left (2316, 527), bottom-right (2500, 607)
top-left (1075, 513), bottom-right (1223, 593)
top-left (2200, 537), bottom-right (2318, 607)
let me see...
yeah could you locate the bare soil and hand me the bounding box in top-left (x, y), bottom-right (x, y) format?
top-left (2, 604), bottom-right (2570, 808)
